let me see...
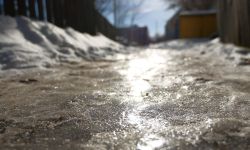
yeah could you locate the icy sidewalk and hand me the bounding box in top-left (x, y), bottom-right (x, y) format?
top-left (0, 16), bottom-right (124, 70)
top-left (0, 49), bottom-right (249, 150)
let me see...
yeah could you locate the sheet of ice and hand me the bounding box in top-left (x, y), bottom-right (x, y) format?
top-left (0, 16), bottom-right (123, 70)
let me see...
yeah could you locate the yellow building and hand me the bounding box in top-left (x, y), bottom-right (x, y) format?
top-left (179, 10), bottom-right (217, 38)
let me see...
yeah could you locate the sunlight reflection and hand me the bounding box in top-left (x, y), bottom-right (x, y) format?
top-left (119, 50), bottom-right (167, 102)
top-left (119, 50), bottom-right (170, 129)
top-left (118, 50), bottom-right (169, 150)
top-left (125, 52), bottom-right (166, 80)
top-left (137, 134), bottom-right (166, 150)
top-left (130, 80), bottom-right (151, 97)
top-left (127, 104), bottom-right (149, 128)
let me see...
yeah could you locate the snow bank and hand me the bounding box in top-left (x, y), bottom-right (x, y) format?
top-left (0, 16), bottom-right (123, 70)
top-left (200, 39), bottom-right (250, 65)
top-left (152, 39), bottom-right (250, 65)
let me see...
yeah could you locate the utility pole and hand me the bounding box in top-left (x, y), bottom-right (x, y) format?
top-left (155, 21), bottom-right (159, 38)
top-left (113, 0), bottom-right (117, 27)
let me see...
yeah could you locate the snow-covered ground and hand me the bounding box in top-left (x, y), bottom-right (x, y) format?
top-left (152, 38), bottom-right (250, 66)
top-left (0, 16), bottom-right (124, 70)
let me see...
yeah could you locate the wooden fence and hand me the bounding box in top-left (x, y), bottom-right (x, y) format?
top-left (0, 0), bottom-right (117, 39)
top-left (218, 0), bottom-right (250, 47)
top-left (96, 12), bottom-right (117, 40)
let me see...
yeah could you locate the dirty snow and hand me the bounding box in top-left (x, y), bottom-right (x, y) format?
top-left (0, 16), bottom-right (123, 70)
top-left (1, 15), bottom-right (249, 72)
top-left (152, 38), bottom-right (250, 66)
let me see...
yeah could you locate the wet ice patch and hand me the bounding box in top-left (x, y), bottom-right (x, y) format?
top-left (159, 118), bottom-right (250, 149)
top-left (204, 118), bottom-right (249, 136)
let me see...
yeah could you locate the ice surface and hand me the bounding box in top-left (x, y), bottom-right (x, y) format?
top-left (0, 16), bottom-right (123, 70)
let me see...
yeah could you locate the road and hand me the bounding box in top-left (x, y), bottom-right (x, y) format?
top-left (0, 48), bottom-right (249, 150)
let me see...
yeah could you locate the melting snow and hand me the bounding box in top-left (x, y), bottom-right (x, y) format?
top-left (0, 16), bottom-right (123, 70)
top-left (152, 38), bottom-right (250, 65)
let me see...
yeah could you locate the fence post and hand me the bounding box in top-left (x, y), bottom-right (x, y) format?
top-left (218, 0), bottom-right (250, 47)
top-left (37, 0), bottom-right (44, 20)
top-left (3, 0), bottom-right (16, 16)
top-left (53, 0), bottom-right (64, 27)
top-left (239, 0), bottom-right (250, 47)
top-left (80, 0), bottom-right (96, 35)
top-left (64, 0), bottom-right (77, 29)
top-left (245, 0), bottom-right (250, 47)
top-left (17, 0), bottom-right (27, 16)
top-left (0, 0), bottom-right (2, 15)
top-left (218, 0), bottom-right (225, 42)
top-left (45, 0), bottom-right (53, 23)
top-left (28, 0), bottom-right (36, 18)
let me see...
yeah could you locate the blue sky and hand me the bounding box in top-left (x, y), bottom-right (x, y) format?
top-left (134, 0), bottom-right (177, 37)
top-left (106, 0), bottom-right (177, 37)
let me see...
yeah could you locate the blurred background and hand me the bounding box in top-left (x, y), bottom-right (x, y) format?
top-left (0, 0), bottom-right (249, 47)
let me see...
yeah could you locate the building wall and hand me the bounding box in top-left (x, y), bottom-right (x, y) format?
top-left (118, 26), bottom-right (149, 46)
top-left (179, 14), bottom-right (217, 38)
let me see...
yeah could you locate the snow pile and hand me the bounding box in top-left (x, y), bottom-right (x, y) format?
top-left (150, 39), bottom-right (207, 50)
top-left (152, 39), bottom-right (250, 65)
top-left (200, 39), bottom-right (250, 65)
top-left (0, 16), bottom-right (123, 70)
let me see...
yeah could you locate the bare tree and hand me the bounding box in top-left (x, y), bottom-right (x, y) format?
top-left (165, 0), bottom-right (217, 10)
top-left (95, 0), bottom-right (113, 15)
top-left (114, 0), bottom-right (144, 27)
top-left (96, 0), bottom-right (144, 27)
top-left (128, 0), bottom-right (144, 25)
